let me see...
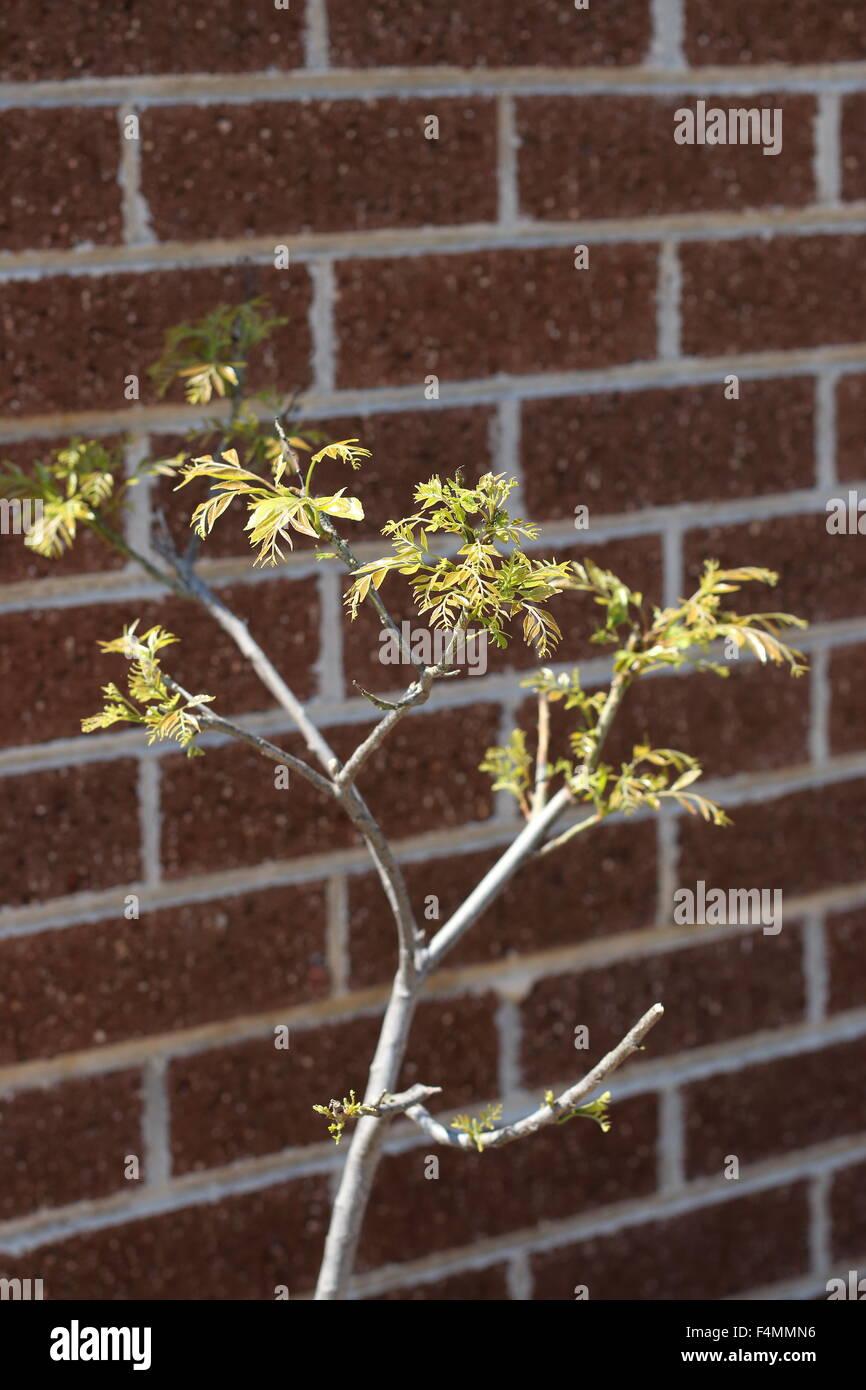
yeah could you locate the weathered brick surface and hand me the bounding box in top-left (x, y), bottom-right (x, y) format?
top-left (142, 100), bottom-right (498, 241)
top-left (680, 236), bottom-right (866, 357)
top-left (371, 1265), bottom-right (510, 1300)
top-left (829, 644), bottom-right (866, 756)
top-left (521, 928), bottom-right (805, 1087)
top-left (836, 374), bottom-right (866, 483)
top-left (0, 265), bottom-right (311, 416)
top-left (685, 2), bottom-right (866, 67)
top-left (0, 1), bottom-right (303, 80)
top-left (678, 778), bottom-right (866, 902)
top-left (0, 884), bottom-right (329, 1064)
top-left (532, 1183), bottom-right (810, 1299)
top-left (518, 95), bottom-right (815, 221)
top-left (826, 907), bottom-right (866, 1016)
top-left (829, 1160), bottom-right (866, 1262)
top-left (3, 1176), bottom-right (330, 1298)
top-left (841, 95), bottom-right (866, 203)
top-left (327, 1), bottom-right (652, 68)
top-left (684, 1036), bottom-right (866, 1177)
top-left (0, 1071), bottom-right (142, 1219)
top-left (0, 108), bottom-right (122, 250)
top-left (169, 994), bottom-right (500, 1172)
top-left (334, 246), bottom-right (658, 389)
top-left (0, 760), bottom-right (140, 907)
top-left (522, 378), bottom-right (816, 520)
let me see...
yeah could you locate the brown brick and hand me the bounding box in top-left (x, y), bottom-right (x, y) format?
top-left (142, 100), bottom-right (497, 242)
top-left (0, 1), bottom-right (303, 81)
top-left (327, 0), bottom-right (651, 68)
top-left (0, 436), bottom-right (126, 585)
top-left (358, 1093), bottom-right (657, 1270)
top-left (836, 373), bottom-right (866, 483)
top-left (160, 704), bottom-right (500, 878)
top-left (842, 95), bottom-right (866, 203)
top-left (521, 929), bottom-right (805, 1088)
top-left (0, 265), bottom-right (311, 416)
top-left (0, 1070), bottom-right (141, 1220)
top-left (2, 1176), bottom-right (329, 1298)
top-left (151, 405), bottom-right (495, 558)
top-left (532, 1183), bottom-right (809, 1299)
top-left (684, 512), bottom-right (866, 626)
top-left (334, 246), bottom-right (658, 389)
top-left (830, 644), bottom-right (866, 756)
top-left (169, 994), bottom-right (500, 1172)
top-left (678, 777), bottom-right (866, 903)
top-left (371, 1265), bottom-right (510, 1300)
top-left (518, 95), bottom-right (814, 221)
top-left (681, 236), bottom-right (866, 357)
top-left (600, 663), bottom-right (811, 782)
top-left (684, 1036), bottom-right (866, 1178)
top-left (0, 108), bottom-right (122, 251)
top-left (522, 378), bottom-right (816, 521)
top-left (349, 820), bottom-right (659, 990)
top-left (826, 907), bottom-right (866, 1015)
top-left (343, 534), bottom-right (664, 698)
top-left (0, 575), bottom-right (319, 749)
top-left (829, 1160), bottom-right (866, 1262)
top-left (0, 760), bottom-right (140, 907)
top-left (0, 884), bottom-right (328, 1064)
top-left (685, 2), bottom-right (866, 66)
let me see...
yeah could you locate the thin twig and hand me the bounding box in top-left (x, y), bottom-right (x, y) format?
top-left (403, 1003), bottom-right (664, 1150)
top-left (532, 689), bottom-right (551, 814)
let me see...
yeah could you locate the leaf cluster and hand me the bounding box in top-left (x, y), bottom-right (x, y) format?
top-left (0, 438), bottom-right (123, 557)
top-left (81, 623), bottom-right (213, 757)
top-left (450, 1102), bottom-right (503, 1153)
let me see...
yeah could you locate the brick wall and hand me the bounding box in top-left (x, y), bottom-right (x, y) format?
top-left (1, 1), bottom-right (865, 1301)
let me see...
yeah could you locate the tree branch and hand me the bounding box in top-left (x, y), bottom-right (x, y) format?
top-left (403, 1003), bottom-right (664, 1150)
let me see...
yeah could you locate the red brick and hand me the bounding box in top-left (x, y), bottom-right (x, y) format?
top-left (160, 704), bottom-right (500, 878)
top-left (522, 378), bottom-right (815, 520)
top-left (685, 2), bottom-right (866, 66)
top-left (836, 373), bottom-right (866, 483)
top-left (684, 1035), bottom-right (866, 1177)
top-left (0, 108), bottom-right (122, 251)
top-left (0, 576), bottom-right (319, 749)
top-left (842, 95), bottom-right (866, 203)
top-left (142, 100), bottom-right (497, 241)
top-left (532, 1183), bottom-right (809, 1299)
top-left (677, 777), bottom-right (866, 903)
top-left (2, 1176), bottom-right (329, 1298)
top-left (829, 1160), bottom-right (866, 1262)
top-left (0, 265), bottom-right (311, 416)
top-left (358, 1094), bottom-right (657, 1271)
top-left (826, 907), bottom-right (866, 1015)
top-left (0, 1070), bottom-right (141, 1220)
top-left (371, 1265), bottom-right (510, 1300)
top-left (350, 821), bottom-right (659, 990)
top-left (521, 929), bottom-right (805, 1089)
top-left (518, 95), bottom-right (814, 221)
top-left (0, 883), bottom-right (328, 1064)
top-left (0, 436), bottom-right (126, 585)
top-left (327, 0), bottom-right (652, 68)
top-left (0, 1), bottom-right (303, 80)
top-left (680, 236), bottom-right (866, 357)
top-left (334, 246), bottom-right (658, 389)
top-left (0, 760), bottom-right (140, 907)
top-left (684, 513), bottom-right (866, 626)
top-left (169, 994), bottom-right (500, 1172)
top-left (830, 644), bottom-right (866, 756)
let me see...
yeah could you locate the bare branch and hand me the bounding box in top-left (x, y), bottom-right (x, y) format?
top-left (403, 1003), bottom-right (664, 1151)
top-left (532, 688), bottom-right (551, 814)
